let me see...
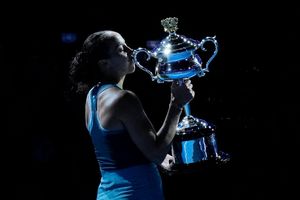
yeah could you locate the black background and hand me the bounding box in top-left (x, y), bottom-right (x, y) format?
top-left (3, 2), bottom-right (298, 200)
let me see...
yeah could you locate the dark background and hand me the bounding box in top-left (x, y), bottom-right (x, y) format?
top-left (3, 2), bottom-right (298, 200)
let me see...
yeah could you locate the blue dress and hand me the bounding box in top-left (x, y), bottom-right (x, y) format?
top-left (87, 84), bottom-right (164, 200)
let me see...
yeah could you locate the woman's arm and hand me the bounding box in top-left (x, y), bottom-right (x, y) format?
top-left (116, 80), bottom-right (194, 164)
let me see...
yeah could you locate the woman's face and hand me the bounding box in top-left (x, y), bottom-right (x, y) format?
top-left (106, 32), bottom-right (135, 76)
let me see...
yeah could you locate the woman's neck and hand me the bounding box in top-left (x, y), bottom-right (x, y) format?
top-left (116, 76), bottom-right (125, 89)
top-left (100, 76), bottom-right (125, 89)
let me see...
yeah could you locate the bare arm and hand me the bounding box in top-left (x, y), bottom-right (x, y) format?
top-left (117, 80), bottom-right (194, 164)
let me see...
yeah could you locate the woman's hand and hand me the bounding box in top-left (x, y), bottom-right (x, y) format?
top-left (160, 154), bottom-right (175, 171)
top-left (170, 79), bottom-right (195, 109)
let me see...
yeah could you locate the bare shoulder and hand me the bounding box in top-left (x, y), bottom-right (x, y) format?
top-left (112, 89), bottom-right (144, 118)
top-left (115, 89), bottom-right (142, 109)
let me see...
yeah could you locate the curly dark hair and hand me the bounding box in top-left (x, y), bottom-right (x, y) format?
top-left (68, 30), bottom-right (117, 94)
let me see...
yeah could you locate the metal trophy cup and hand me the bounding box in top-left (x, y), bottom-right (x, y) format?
top-left (132, 17), bottom-right (230, 174)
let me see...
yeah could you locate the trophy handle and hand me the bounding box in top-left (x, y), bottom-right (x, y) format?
top-left (132, 48), bottom-right (158, 81)
top-left (198, 36), bottom-right (219, 73)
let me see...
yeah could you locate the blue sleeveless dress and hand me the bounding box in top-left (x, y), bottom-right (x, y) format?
top-left (87, 84), bottom-right (164, 200)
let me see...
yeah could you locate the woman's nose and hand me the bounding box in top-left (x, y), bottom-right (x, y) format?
top-left (127, 47), bottom-right (133, 53)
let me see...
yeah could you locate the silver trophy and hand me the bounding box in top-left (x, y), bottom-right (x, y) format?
top-left (133, 17), bottom-right (230, 173)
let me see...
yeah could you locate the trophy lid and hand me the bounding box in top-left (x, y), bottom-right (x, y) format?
top-left (153, 17), bottom-right (199, 62)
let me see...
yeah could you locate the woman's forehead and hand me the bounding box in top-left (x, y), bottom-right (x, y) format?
top-left (104, 31), bottom-right (127, 51)
top-left (113, 33), bottom-right (126, 45)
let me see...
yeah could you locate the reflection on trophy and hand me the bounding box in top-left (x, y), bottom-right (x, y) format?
top-left (132, 17), bottom-right (230, 174)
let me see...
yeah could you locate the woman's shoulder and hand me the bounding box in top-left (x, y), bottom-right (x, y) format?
top-left (116, 89), bottom-right (140, 104)
top-left (112, 89), bottom-right (143, 111)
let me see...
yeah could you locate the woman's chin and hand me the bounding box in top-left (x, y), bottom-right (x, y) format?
top-left (129, 65), bottom-right (136, 73)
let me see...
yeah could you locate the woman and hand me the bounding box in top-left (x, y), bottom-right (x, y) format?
top-left (69, 30), bottom-right (194, 199)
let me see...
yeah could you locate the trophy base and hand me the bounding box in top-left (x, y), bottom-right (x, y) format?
top-left (161, 151), bottom-right (231, 176)
top-left (168, 115), bottom-right (230, 176)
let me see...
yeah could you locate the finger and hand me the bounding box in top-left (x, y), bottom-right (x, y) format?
top-left (184, 79), bottom-right (191, 84)
top-left (172, 80), bottom-right (180, 86)
top-left (184, 79), bottom-right (191, 83)
top-left (187, 83), bottom-right (193, 89)
top-left (191, 90), bottom-right (195, 97)
top-left (171, 81), bottom-right (177, 89)
top-left (171, 156), bottom-right (175, 162)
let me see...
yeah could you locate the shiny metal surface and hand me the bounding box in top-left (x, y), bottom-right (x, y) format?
top-left (132, 17), bottom-right (218, 83)
top-left (132, 17), bottom-right (230, 174)
top-left (172, 116), bottom-right (219, 165)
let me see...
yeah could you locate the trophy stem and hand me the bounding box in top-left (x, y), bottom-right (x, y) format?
top-left (184, 103), bottom-right (191, 116)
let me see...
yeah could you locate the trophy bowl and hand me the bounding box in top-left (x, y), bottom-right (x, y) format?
top-left (132, 17), bottom-right (218, 83)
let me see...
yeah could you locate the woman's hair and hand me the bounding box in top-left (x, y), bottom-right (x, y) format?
top-left (68, 30), bottom-right (117, 94)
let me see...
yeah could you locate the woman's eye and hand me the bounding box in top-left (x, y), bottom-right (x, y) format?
top-left (117, 45), bottom-right (128, 55)
top-left (119, 48), bottom-right (125, 53)
top-left (121, 49), bottom-right (127, 54)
